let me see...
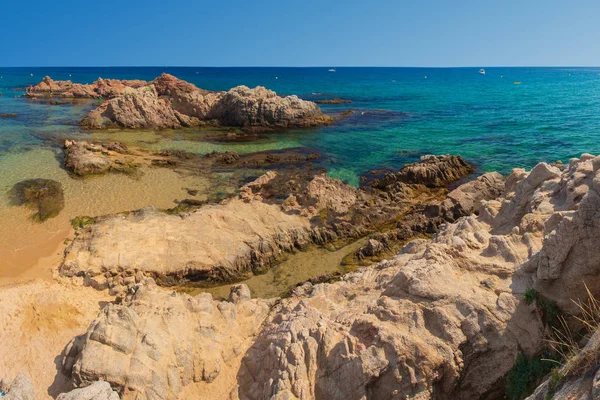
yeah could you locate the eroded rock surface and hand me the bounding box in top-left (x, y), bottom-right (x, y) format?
top-left (371, 154), bottom-right (474, 189)
top-left (61, 281), bottom-right (273, 400)
top-left (56, 154), bottom-right (600, 399)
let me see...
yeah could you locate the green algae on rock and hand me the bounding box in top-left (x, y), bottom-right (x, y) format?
top-left (9, 179), bottom-right (65, 222)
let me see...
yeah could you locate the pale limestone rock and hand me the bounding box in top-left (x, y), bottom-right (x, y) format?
top-left (0, 375), bottom-right (35, 400)
top-left (62, 281), bottom-right (273, 400)
top-left (56, 381), bottom-right (120, 400)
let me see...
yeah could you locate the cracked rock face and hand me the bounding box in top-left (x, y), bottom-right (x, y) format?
top-left (61, 281), bottom-right (273, 400)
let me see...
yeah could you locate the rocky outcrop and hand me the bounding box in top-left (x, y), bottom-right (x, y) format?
top-left (0, 375), bottom-right (120, 400)
top-left (371, 154), bottom-right (474, 189)
top-left (80, 86), bottom-right (201, 129)
top-left (207, 85), bottom-right (333, 130)
top-left (64, 140), bottom-right (138, 176)
top-left (59, 200), bottom-right (317, 294)
top-left (61, 281), bottom-right (273, 400)
top-left (25, 76), bottom-right (147, 99)
top-left (56, 381), bottom-right (120, 400)
top-left (27, 74), bottom-right (333, 131)
top-left (59, 155), bottom-right (480, 295)
top-left (56, 153), bottom-right (600, 399)
top-left (0, 374), bottom-right (35, 400)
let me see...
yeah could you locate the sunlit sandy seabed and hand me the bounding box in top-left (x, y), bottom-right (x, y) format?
top-left (0, 148), bottom-right (210, 283)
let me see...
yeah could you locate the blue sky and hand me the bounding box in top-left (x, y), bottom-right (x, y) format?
top-left (2, 0), bottom-right (599, 66)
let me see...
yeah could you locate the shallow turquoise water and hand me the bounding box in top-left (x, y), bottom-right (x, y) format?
top-left (2, 67), bottom-right (600, 185)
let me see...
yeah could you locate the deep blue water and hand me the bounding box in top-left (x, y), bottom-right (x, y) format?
top-left (2, 67), bottom-right (600, 185)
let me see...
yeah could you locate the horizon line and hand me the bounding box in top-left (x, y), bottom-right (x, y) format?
top-left (2, 65), bottom-right (600, 69)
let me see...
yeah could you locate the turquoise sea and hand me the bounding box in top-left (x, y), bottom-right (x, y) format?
top-left (2, 67), bottom-right (600, 185)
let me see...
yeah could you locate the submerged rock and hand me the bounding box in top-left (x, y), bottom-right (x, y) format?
top-left (314, 98), bottom-right (352, 104)
top-left (9, 178), bottom-right (64, 222)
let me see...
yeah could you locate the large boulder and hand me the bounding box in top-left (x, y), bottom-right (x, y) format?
top-left (372, 154), bottom-right (474, 190)
top-left (80, 86), bottom-right (200, 129)
top-left (61, 281), bottom-right (273, 400)
top-left (208, 85), bottom-right (334, 129)
top-left (151, 73), bottom-right (221, 119)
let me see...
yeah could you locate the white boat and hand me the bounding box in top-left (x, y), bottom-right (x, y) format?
top-left (328, 68), bottom-right (336, 72)
top-left (479, 68), bottom-right (486, 75)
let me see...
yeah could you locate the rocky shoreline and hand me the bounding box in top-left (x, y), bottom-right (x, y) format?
top-left (5, 77), bottom-right (600, 399)
top-left (5, 153), bottom-right (600, 399)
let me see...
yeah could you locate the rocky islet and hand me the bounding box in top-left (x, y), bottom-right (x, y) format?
top-left (26, 74), bottom-right (334, 131)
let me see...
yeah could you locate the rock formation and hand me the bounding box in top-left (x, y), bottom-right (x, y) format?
top-left (370, 154), bottom-right (474, 189)
top-left (56, 153), bottom-right (600, 399)
top-left (207, 85), bottom-right (332, 129)
top-left (64, 140), bottom-right (137, 176)
top-left (61, 281), bottom-right (273, 400)
top-left (0, 375), bottom-right (120, 400)
top-left (59, 155), bottom-right (483, 296)
top-left (56, 381), bottom-right (120, 400)
top-left (25, 76), bottom-right (147, 99)
top-left (80, 86), bottom-right (201, 129)
top-left (27, 74), bottom-right (333, 131)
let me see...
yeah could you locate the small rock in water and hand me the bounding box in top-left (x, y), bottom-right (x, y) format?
top-left (9, 179), bottom-right (65, 222)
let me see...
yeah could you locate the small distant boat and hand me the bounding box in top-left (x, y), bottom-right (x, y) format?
top-left (328, 68), bottom-right (336, 72)
top-left (479, 68), bottom-right (486, 75)
top-left (514, 81), bottom-right (521, 85)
